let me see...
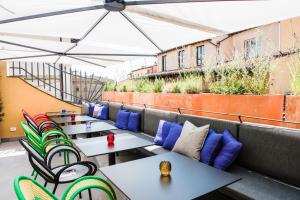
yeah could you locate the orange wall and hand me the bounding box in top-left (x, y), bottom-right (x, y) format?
top-left (0, 61), bottom-right (81, 139)
top-left (102, 92), bottom-right (286, 126)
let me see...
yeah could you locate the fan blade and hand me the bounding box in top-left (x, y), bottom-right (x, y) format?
top-left (125, 7), bottom-right (226, 34)
top-left (125, 0), bottom-right (261, 6)
top-left (0, 5), bottom-right (104, 25)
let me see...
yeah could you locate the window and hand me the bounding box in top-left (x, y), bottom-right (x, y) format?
top-left (162, 55), bottom-right (167, 72)
top-left (178, 50), bottom-right (185, 68)
top-left (244, 38), bottom-right (257, 59)
top-left (196, 45), bottom-right (205, 66)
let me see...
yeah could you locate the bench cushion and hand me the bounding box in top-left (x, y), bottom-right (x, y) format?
top-left (122, 105), bottom-right (145, 131)
top-left (144, 145), bottom-right (170, 155)
top-left (108, 102), bottom-right (123, 122)
top-left (238, 123), bottom-right (300, 187)
top-left (143, 108), bottom-right (178, 137)
top-left (221, 165), bottom-right (300, 200)
top-left (177, 114), bottom-right (239, 139)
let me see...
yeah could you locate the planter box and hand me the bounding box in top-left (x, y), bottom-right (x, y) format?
top-left (102, 92), bottom-right (284, 125)
top-left (285, 96), bottom-right (300, 129)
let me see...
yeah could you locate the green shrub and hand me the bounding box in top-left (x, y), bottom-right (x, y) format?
top-left (153, 78), bottom-right (165, 93)
top-left (182, 74), bottom-right (203, 94)
top-left (290, 55), bottom-right (300, 95)
top-left (135, 79), bottom-right (153, 93)
top-left (115, 81), bottom-right (134, 92)
top-left (205, 57), bottom-right (272, 95)
top-left (104, 81), bottom-right (116, 92)
top-left (170, 82), bottom-right (182, 93)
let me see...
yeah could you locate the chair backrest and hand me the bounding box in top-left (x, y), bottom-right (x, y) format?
top-left (22, 110), bottom-right (39, 134)
top-left (62, 176), bottom-right (116, 200)
top-left (14, 176), bottom-right (58, 200)
top-left (19, 139), bottom-right (56, 182)
top-left (20, 122), bottom-right (45, 155)
top-left (45, 145), bottom-right (81, 169)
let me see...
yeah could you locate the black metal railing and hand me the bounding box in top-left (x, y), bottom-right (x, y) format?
top-left (9, 61), bottom-right (104, 104)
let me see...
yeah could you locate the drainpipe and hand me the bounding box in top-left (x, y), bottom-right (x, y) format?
top-left (59, 64), bottom-right (64, 101)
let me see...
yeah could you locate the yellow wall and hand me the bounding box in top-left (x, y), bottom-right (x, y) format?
top-left (0, 61), bottom-right (81, 139)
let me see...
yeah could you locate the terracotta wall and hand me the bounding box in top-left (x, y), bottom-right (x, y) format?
top-left (102, 92), bottom-right (287, 126)
top-left (285, 96), bottom-right (300, 129)
top-left (0, 61), bottom-right (81, 139)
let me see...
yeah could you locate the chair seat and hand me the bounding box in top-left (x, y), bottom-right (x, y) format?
top-left (52, 165), bottom-right (90, 182)
top-left (221, 165), bottom-right (300, 200)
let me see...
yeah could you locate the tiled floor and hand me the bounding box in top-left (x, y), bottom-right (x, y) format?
top-left (0, 140), bottom-right (145, 200)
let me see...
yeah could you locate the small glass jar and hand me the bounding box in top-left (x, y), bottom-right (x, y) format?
top-left (107, 133), bottom-right (115, 144)
top-left (159, 161), bottom-right (172, 177)
top-left (86, 121), bottom-right (92, 129)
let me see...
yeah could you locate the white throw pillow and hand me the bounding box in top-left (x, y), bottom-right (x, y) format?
top-left (172, 121), bottom-right (209, 160)
top-left (93, 104), bottom-right (102, 118)
top-left (82, 102), bottom-right (89, 115)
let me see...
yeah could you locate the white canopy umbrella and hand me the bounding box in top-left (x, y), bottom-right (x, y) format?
top-left (0, 0), bottom-right (299, 68)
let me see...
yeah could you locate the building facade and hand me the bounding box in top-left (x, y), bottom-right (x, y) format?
top-left (153, 16), bottom-right (300, 94)
top-left (157, 16), bottom-right (300, 69)
top-left (128, 65), bottom-right (158, 79)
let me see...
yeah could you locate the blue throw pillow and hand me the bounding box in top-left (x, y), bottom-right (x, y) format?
top-left (88, 103), bottom-right (95, 117)
top-left (115, 110), bottom-right (130, 130)
top-left (161, 121), bottom-right (174, 143)
top-left (127, 112), bottom-right (141, 132)
top-left (200, 129), bottom-right (223, 165)
top-left (154, 120), bottom-right (166, 145)
top-left (96, 106), bottom-right (109, 120)
top-left (163, 123), bottom-right (183, 150)
top-left (214, 130), bottom-right (243, 170)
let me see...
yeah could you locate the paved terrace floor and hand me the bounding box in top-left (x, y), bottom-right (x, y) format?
top-left (0, 141), bottom-right (231, 200)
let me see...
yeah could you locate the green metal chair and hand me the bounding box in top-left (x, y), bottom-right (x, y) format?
top-left (20, 122), bottom-right (71, 156)
top-left (14, 176), bottom-right (116, 200)
top-left (62, 176), bottom-right (116, 200)
top-left (20, 122), bottom-right (73, 179)
top-left (14, 176), bottom-right (58, 200)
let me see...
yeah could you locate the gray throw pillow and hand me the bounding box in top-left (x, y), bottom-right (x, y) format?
top-left (82, 102), bottom-right (89, 115)
top-left (172, 121), bottom-right (209, 160)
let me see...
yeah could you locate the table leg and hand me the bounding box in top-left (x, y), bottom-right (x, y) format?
top-left (108, 153), bottom-right (116, 165)
top-left (71, 135), bottom-right (77, 139)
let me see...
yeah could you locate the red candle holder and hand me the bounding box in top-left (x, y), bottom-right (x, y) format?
top-left (107, 133), bottom-right (115, 145)
top-left (70, 114), bottom-right (76, 121)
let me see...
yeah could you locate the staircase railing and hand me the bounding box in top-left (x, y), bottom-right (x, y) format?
top-left (8, 61), bottom-right (104, 104)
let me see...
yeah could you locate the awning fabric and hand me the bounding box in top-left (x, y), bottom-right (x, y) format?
top-left (0, 0), bottom-right (299, 68)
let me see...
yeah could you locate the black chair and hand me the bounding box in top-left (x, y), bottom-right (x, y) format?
top-left (19, 139), bottom-right (97, 194)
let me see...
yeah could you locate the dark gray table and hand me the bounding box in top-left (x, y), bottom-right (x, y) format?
top-left (52, 115), bottom-right (98, 125)
top-left (100, 152), bottom-right (241, 200)
top-left (74, 133), bottom-right (152, 165)
top-left (46, 111), bottom-right (78, 117)
top-left (62, 122), bottom-right (117, 138)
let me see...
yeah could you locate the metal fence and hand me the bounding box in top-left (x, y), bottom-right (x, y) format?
top-left (8, 61), bottom-right (104, 103)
